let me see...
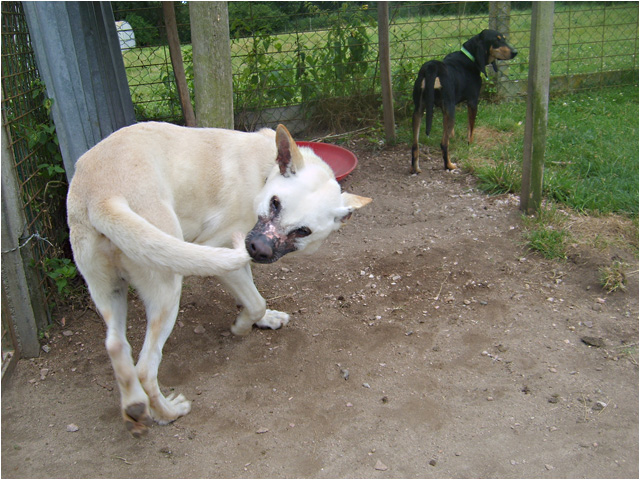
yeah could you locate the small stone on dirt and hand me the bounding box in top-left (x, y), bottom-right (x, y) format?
top-left (592, 401), bottom-right (607, 411)
top-left (62, 330), bottom-right (74, 337)
top-left (581, 336), bottom-right (606, 348)
top-left (374, 460), bottom-right (388, 471)
top-left (66, 424), bottom-right (79, 432)
top-left (256, 427), bottom-right (269, 434)
top-left (194, 325), bottom-right (206, 334)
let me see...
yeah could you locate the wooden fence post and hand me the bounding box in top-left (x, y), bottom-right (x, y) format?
top-left (520, 2), bottom-right (554, 214)
top-left (489, 2), bottom-right (515, 99)
top-left (377, 2), bottom-right (395, 143)
top-left (1, 124), bottom-right (47, 358)
top-left (189, 2), bottom-right (234, 129)
top-left (163, 1), bottom-right (196, 127)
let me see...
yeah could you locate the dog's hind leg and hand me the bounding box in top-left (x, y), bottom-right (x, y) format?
top-left (219, 264), bottom-right (289, 336)
top-left (467, 104), bottom-right (478, 144)
top-left (441, 107), bottom-right (457, 170)
top-left (411, 107), bottom-right (423, 174)
top-left (132, 268), bottom-right (191, 425)
top-left (73, 232), bottom-right (152, 436)
top-left (410, 73), bottom-right (428, 174)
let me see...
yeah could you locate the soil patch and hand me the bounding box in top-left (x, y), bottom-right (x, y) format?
top-left (2, 141), bottom-right (638, 478)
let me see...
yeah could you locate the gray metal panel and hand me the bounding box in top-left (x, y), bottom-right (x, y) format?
top-left (23, 1), bottom-right (135, 181)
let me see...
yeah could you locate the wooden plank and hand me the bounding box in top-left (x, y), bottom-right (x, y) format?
top-left (163, 1), bottom-right (196, 127)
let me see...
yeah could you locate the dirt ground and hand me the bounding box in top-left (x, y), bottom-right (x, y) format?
top-left (2, 140), bottom-right (638, 478)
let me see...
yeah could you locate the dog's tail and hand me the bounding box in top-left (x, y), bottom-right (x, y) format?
top-left (422, 63), bottom-right (438, 137)
top-left (85, 197), bottom-right (250, 277)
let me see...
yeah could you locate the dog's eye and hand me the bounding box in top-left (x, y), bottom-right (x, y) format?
top-left (270, 196), bottom-right (281, 215)
top-left (292, 227), bottom-right (312, 238)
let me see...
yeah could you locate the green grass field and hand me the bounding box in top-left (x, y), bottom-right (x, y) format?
top-left (429, 85), bottom-right (639, 218)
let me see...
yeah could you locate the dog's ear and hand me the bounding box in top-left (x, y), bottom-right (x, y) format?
top-left (334, 193), bottom-right (372, 223)
top-left (275, 124), bottom-right (304, 177)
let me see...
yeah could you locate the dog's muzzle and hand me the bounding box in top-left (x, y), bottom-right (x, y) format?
top-left (246, 233), bottom-right (276, 263)
top-left (245, 219), bottom-right (297, 264)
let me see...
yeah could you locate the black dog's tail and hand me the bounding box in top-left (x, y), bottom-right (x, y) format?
top-left (414, 62), bottom-right (439, 137)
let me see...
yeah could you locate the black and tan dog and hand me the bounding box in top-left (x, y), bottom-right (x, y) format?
top-left (410, 29), bottom-right (517, 173)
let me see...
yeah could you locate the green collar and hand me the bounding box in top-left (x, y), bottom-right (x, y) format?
top-left (461, 46), bottom-right (475, 62)
top-left (461, 46), bottom-right (487, 78)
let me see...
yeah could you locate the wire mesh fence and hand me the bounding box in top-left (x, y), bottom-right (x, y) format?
top-left (112, 1), bottom-right (638, 131)
top-left (1, 2), bottom-right (68, 312)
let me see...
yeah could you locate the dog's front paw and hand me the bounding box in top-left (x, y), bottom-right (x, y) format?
top-left (256, 309), bottom-right (290, 330)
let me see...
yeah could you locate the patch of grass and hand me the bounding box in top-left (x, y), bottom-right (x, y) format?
top-left (522, 205), bottom-right (571, 260)
top-left (543, 87), bottom-right (639, 216)
top-left (427, 85), bottom-right (639, 218)
top-left (474, 158), bottom-right (521, 195)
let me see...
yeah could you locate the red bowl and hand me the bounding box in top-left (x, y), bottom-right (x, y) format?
top-left (296, 141), bottom-right (358, 181)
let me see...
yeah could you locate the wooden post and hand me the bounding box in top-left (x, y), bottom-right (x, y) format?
top-left (520, 2), bottom-right (554, 214)
top-left (489, 2), bottom-right (513, 99)
top-left (1, 124), bottom-right (47, 358)
top-left (377, 2), bottom-right (395, 143)
top-left (163, 2), bottom-right (196, 127)
top-left (189, 2), bottom-right (234, 129)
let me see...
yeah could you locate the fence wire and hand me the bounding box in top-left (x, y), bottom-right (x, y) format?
top-left (1, 2), bottom-right (67, 314)
top-left (113, 1), bottom-right (638, 131)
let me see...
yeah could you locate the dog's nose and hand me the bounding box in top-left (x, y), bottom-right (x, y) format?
top-left (246, 234), bottom-right (273, 262)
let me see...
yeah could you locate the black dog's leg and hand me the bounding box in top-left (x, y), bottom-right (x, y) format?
top-left (467, 104), bottom-right (478, 144)
top-left (411, 108), bottom-right (423, 174)
top-left (441, 108), bottom-right (457, 170)
top-left (411, 72), bottom-right (428, 174)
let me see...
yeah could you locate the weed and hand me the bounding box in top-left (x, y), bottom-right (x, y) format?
top-left (599, 260), bottom-right (628, 293)
top-left (43, 257), bottom-right (78, 296)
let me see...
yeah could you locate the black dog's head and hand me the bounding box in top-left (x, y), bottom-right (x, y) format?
top-left (463, 29), bottom-right (518, 76)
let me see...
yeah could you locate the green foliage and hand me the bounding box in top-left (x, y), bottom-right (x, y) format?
top-left (125, 12), bottom-right (160, 47)
top-left (232, 3), bottom-right (377, 113)
top-left (43, 257), bottom-right (77, 296)
top-left (229, 2), bottom-right (286, 37)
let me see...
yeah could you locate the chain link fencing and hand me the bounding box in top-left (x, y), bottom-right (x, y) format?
top-left (113, 1), bottom-right (638, 133)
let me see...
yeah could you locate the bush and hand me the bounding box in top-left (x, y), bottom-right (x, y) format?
top-left (125, 12), bottom-right (160, 47)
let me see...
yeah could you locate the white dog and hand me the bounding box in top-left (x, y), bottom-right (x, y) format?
top-left (67, 122), bottom-right (371, 436)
